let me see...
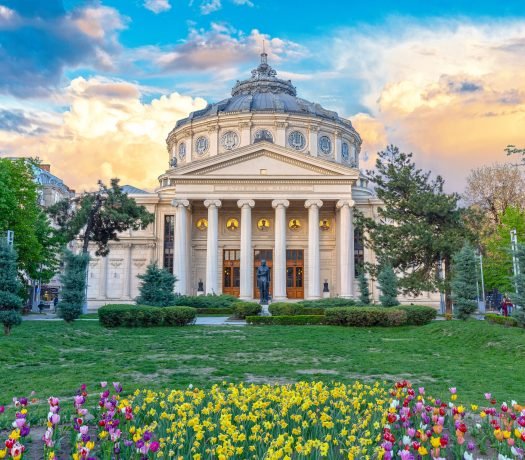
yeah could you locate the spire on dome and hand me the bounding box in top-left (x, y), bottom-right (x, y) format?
top-left (261, 40), bottom-right (267, 65)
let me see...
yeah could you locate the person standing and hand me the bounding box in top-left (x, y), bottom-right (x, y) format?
top-left (501, 296), bottom-right (512, 317)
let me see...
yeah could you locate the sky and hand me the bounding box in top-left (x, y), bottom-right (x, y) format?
top-left (1, 0), bottom-right (525, 192)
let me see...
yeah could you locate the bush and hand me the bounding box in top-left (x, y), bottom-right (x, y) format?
top-left (173, 295), bottom-right (239, 309)
top-left (325, 307), bottom-right (407, 327)
top-left (378, 264), bottom-right (400, 307)
top-left (269, 303), bottom-right (324, 316)
top-left (247, 315), bottom-right (326, 325)
top-left (485, 313), bottom-right (519, 327)
top-left (136, 263), bottom-right (177, 307)
top-left (58, 302), bottom-right (83, 323)
top-left (396, 305), bottom-right (437, 325)
top-left (163, 306), bottom-right (197, 326)
top-left (0, 242), bottom-right (23, 335)
top-left (233, 302), bottom-right (261, 319)
top-left (195, 308), bottom-right (233, 315)
top-left (98, 304), bottom-right (196, 327)
top-left (296, 298), bottom-right (356, 308)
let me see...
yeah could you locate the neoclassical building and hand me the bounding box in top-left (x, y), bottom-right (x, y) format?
top-left (85, 53), bottom-right (436, 308)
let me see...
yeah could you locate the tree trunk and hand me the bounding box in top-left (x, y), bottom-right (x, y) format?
top-left (4, 324), bottom-right (10, 336)
top-left (444, 256), bottom-right (453, 315)
top-left (82, 193), bottom-right (104, 254)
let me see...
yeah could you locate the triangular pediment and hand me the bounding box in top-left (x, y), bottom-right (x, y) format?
top-left (171, 142), bottom-right (359, 178)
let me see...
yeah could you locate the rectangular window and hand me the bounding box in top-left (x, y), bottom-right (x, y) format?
top-left (163, 215), bottom-right (175, 273)
top-left (354, 229), bottom-right (364, 277)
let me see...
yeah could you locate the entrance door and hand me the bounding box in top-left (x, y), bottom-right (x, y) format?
top-left (223, 249), bottom-right (240, 297)
top-left (286, 249), bottom-right (304, 299)
top-left (254, 249), bottom-right (273, 299)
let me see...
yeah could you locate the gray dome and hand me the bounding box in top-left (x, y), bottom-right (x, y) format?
top-left (174, 53), bottom-right (353, 130)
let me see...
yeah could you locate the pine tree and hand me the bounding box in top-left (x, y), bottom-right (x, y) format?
top-left (378, 264), bottom-right (399, 307)
top-left (451, 243), bottom-right (478, 320)
top-left (136, 263), bottom-right (177, 307)
top-left (0, 241), bottom-right (23, 335)
top-left (358, 268), bottom-right (371, 305)
top-left (57, 251), bottom-right (90, 322)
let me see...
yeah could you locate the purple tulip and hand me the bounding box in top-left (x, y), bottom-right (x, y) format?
top-left (82, 434), bottom-right (91, 443)
top-left (19, 398), bottom-right (28, 406)
top-left (149, 441), bottom-right (160, 452)
top-left (0, 406), bottom-right (4, 414)
top-left (467, 441), bottom-right (475, 451)
top-left (135, 440), bottom-right (144, 449)
top-left (51, 413), bottom-right (60, 425)
top-left (124, 440), bottom-right (133, 447)
top-left (143, 431), bottom-right (152, 442)
top-left (113, 382), bottom-right (123, 393)
top-left (20, 425), bottom-right (30, 437)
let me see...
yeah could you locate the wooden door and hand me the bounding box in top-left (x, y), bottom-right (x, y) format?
top-left (254, 249), bottom-right (273, 299)
top-left (223, 249), bottom-right (240, 297)
top-left (286, 249), bottom-right (304, 299)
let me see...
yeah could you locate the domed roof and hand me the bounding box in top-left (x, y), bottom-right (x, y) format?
top-left (174, 53), bottom-right (354, 130)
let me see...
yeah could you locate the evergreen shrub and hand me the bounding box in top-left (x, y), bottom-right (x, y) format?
top-left (173, 295), bottom-right (239, 309)
top-left (247, 315), bottom-right (326, 325)
top-left (136, 263), bottom-right (177, 307)
top-left (296, 298), bottom-right (356, 308)
top-left (396, 305), bottom-right (437, 325)
top-left (233, 302), bottom-right (261, 319)
top-left (377, 264), bottom-right (400, 307)
top-left (325, 307), bottom-right (407, 327)
top-left (269, 303), bottom-right (324, 316)
top-left (451, 244), bottom-right (478, 320)
top-left (98, 304), bottom-right (196, 327)
top-left (485, 313), bottom-right (519, 327)
top-left (195, 308), bottom-right (233, 315)
top-left (57, 251), bottom-right (89, 322)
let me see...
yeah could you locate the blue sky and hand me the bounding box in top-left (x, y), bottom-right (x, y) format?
top-left (1, 0), bottom-right (525, 190)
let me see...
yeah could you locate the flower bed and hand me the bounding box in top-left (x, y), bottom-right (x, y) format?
top-left (1, 381), bottom-right (524, 459)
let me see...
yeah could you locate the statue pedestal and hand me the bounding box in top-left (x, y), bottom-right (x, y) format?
top-left (197, 290), bottom-right (204, 296)
top-left (260, 304), bottom-right (271, 316)
top-left (323, 291), bottom-right (330, 299)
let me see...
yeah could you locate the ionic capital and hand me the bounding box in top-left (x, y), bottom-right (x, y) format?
top-left (336, 199), bottom-right (355, 209)
top-left (272, 199), bottom-right (290, 209)
top-left (237, 199), bottom-right (255, 209)
top-left (304, 199), bottom-right (323, 209)
top-left (172, 199), bottom-right (190, 208)
top-left (204, 199), bottom-right (222, 209)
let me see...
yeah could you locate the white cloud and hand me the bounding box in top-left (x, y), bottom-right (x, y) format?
top-left (0, 77), bottom-right (207, 191)
top-left (232, 0), bottom-right (254, 6)
top-left (143, 0), bottom-right (172, 14)
top-left (200, 0), bottom-right (222, 15)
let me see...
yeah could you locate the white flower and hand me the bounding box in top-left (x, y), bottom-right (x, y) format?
top-left (463, 453), bottom-right (473, 460)
top-left (403, 435), bottom-right (411, 445)
top-left (390, 399), bottom-right (399, 408)
top-left (498, 454), bottom-right (512, 460)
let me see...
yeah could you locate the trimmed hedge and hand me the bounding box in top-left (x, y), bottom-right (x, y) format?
top-left (172, 295), bottom-right (239, 309)
top-left (233, 302), bottom-right (262, 319)
top-left (324, 307), bottom-right (407, 327)
top-left (296, 298), bottom-right (356, 308)
top-left (269, 303), bottom-right (324, 316)
top-left (485, 313), bottom-right (519, 327)
top-left (247, 315), bottom-right (326, 325)
top-left (195, 308), bottom-right (233, 315)
top-left (98, 304), bottom-right (196, 327)
top-left (396, 305), bottom-right (437, 325)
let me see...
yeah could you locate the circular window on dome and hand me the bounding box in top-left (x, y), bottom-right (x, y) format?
top-left (178, 142), bottom-right (186, 160)
top-left (318, 136), bottom-right (332, 155)
top-left (254, 129), bottom-right (273, 143)
top-left (195, 136), bottom-right (209, 155)
top-left (341, 142), bottom-right (349, 162)
top-left (221, 131), bottom-right (239, 151)
top-left (288, 131), bottom-right (306, 150)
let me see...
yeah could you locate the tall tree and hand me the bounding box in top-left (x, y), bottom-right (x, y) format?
top-left (0, 158), bottom-right (60, 281)
top-left (451, 244), bottom-right (478, 320)
top-left (0, 241), bottom-right (23, 335)
top-left (510, 243), bottom-right (525, 327)
top-left (463, 163), bottom-right (525, 227)
top-left (48, 178), bottom-right (154, 255)
top-left (57, 251), bottom-right (90, 322)
top-left (357, 145), bottom-right (473, 313)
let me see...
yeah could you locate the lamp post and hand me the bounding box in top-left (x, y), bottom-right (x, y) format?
top-left (511, 228), bottom-right (520, 294)
top-left (477, 250), bottom-right (486, 313)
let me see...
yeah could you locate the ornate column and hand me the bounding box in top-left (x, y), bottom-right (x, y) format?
top-left (275, 121), bottom-right (288, 146)
top-left (238, 199), bottom-right (255, 299)
top-left (309, 125), bottom-right (319, 157)
top-left (305, 199), bottom-right (323, 299)
top-left (337, 199), bottom-right (355, 298)
top-left (272, 199), bottom-right (290, 300)
top-left (204, 199), bottom-right (221, 294)
top-left (239, 121), bottom-right (252, 147)
top-left (208, 125), bottom-right (219, 157)
top-left (172, 199), bottom-right (190, 295)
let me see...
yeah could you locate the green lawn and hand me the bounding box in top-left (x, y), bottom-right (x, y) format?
top-left (1, 320), bottom-right (523, 409)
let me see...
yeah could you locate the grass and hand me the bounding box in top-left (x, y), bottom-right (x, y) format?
top-left (0, 320), bottom-right (523, 411)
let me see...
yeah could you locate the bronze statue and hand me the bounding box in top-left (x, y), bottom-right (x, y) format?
top-left (257, 259), bottom-right (270, 304)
